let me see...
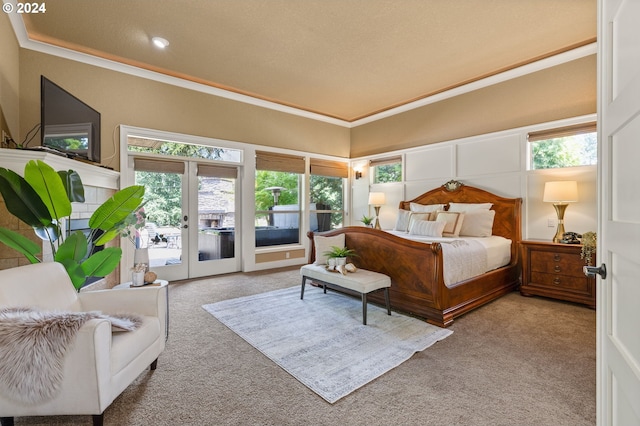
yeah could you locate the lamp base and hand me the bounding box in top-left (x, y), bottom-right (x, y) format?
top-left (552, 203), bottom-right (568, 243)
top-left (374, 206), bottom-right (381, 230)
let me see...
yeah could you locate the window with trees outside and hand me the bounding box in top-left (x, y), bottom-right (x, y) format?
top-left (370, 156), bottom-right (402, 183)
top-left (309, 159), bottom-right (347, 232)
top-left (255, 151), bottom-right (304, 247)
top-left (528, 123), bottom-right (597, 170)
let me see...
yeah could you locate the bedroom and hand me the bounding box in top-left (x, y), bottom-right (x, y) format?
top-left (0, 1), bottom-right (631, 424)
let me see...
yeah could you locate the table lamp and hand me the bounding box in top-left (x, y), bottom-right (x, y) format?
top-left (368, 192), bottom-right (386, 230)
top-left (543, 181), bottom-right (578, 243)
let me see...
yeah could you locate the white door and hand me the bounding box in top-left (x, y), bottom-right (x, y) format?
top-left (597, 0), bottom-right (640, 424)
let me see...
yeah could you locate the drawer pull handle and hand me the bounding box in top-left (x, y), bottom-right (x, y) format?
top-left (553, 254), bottom-right (561, 261)
top-left (553, 278), bottom-right (561, 285)
top-left (554, 265), bottom-right (561, 273)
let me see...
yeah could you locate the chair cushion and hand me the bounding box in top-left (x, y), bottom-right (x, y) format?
top-left (110, 316), bottom-right (160, 374)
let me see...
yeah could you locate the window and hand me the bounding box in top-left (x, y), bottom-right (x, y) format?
top-left (528, 123), bottom-right (597, 170)
top-left (309, 159), bottom-right (347, 232)
top-left (128, 137), bottom-right (242, 162)
top-left (370, 156), bottom-right (402, 183)
top-left (255, 151), bottom-right (304, 247)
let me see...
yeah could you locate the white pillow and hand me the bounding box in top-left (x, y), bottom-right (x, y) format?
top-left (314, 234), bottom-right (345, 265)
top-left (394, 209), bottom-right (412, 232)
top-left (448, 202), bottom-right (493, 212)
top-left (459, 209), bottom-right (496, 237)
top-left (409, 219), bottom-right (446, 237)
top-left (407, 212), bottom-right (432, 232)
top-left (409, 203), bottom-right (445, 213)
top-left (434, 211), bottom-right (465, 237)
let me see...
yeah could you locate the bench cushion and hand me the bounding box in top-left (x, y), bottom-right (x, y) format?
top-left (300, 264), bottom-right (391, 294)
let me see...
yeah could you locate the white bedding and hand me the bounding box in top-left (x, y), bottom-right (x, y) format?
top-left (385, 231), bottom-right (512, 287)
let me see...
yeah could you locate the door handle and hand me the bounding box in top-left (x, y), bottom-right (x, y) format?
top-left (584, 264), bottom-right (607, 279)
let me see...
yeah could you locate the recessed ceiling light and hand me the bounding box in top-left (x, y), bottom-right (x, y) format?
top-left (151, 37), bottom-right (169, 49)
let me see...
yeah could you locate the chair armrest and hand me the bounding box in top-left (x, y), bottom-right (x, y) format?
top-left (78, 287), bottom-right (167, 318)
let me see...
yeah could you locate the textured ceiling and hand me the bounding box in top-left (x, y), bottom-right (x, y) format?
top-left (21, 0), bottom-right (596, 122)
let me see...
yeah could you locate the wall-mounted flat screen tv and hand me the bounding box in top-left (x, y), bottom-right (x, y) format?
top-left (40, 76), bottom-right (101, 163)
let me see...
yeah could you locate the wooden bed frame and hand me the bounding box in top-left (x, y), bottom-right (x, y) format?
top-left (307, 181), bottom-right (522, 327)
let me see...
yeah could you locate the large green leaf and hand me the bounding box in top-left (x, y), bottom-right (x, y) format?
top-left (0, 227), bottom-right (42, 264)
top-left (24, 160), bottom-right (71, 220)
top-left (89, 185), bottom-right (145, 233)
top-left (93, 228), bottom-right (119, 247)
top-left (58, 170), bottom-right (85, 203)
top-left (55, 230), bottom-right (88, 263)
top-left (80, 247), bottom-right (122, 279)
top-left (0, 167), bottom-right (53, 228)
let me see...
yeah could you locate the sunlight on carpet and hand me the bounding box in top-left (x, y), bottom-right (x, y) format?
top-left (202, 285), bottom-right (452, 403)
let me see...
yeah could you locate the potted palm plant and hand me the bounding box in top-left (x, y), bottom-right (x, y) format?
top-left (360, 215), bottom-right (374, 227)
top-left (323, 246), bottom-right (357, 266)
top-left (0, 160), bottom-right (145, 290)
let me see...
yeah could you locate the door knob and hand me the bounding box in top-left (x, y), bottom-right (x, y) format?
top-left (182, 224), bottom-right (188, 229)
top-left (584, 263), bottom-right (607, 279)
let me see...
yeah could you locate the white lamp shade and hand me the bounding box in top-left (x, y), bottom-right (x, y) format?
top-left (368, 192), bottom-right (386, 206)
top-left (543, 181), bottom-right (578, 203)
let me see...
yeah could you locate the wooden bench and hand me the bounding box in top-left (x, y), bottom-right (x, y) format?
top-left (300, 264), bottom-right (391, 325)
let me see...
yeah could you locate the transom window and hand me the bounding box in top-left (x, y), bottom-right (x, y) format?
top-left (528, 123), bottom-right (597, 170)
top-left (370, 156), bottom-right (402, 183)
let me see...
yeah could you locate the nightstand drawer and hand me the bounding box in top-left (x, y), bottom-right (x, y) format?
top-left (530, 251), bottom-right (584, 276)
top-left (530, 272), bottom-right (591, 293)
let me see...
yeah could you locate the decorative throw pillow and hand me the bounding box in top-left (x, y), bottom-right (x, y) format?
top-left (314, 234), bottom-right (345, 265)
top-left (409, 203), bottom-right (445, 213)
top-left (394, 209), bottom-right (413, 232)
top-left (409, 219), bottom-right (446, 237)
top-left (434, 211), bottom-right (465, 237)
top-left (447, 202), bottom-right (493, 212)
top-left (459, 209), bottom-right (496, 237)
top-left (407, 212), bottom-right (432, 232)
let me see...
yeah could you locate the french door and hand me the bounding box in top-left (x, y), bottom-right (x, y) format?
top-left (133, 158), bottom-right (240, 281)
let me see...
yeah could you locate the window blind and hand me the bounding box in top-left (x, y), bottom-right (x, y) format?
top-left (369, 155), bottom-right (402, 167)
top-left (133, 158), bottom-right (185, 174)
top-left (309, 158), bottom-right (348, 178)
top-left (528, 122), bottom-right (597, 142)
top-left (256, 151), bottom-right (305, 173)
top-left (197, 164), bottom-right (238, 179)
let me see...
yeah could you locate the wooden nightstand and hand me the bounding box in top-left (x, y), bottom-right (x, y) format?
top-left (520, 240), bottom-right (596, 308)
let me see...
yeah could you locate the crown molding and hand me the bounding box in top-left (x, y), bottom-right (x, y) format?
top-left (7, 12), bottom-right (596, 129)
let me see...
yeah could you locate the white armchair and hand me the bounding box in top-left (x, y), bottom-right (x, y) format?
top-left (0, 262), bottom-right (167, 426)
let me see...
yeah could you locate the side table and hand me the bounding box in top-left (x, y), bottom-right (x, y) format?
top-left (112, 280), bottom-right (169, 340)
top-left (520, 241), bottom-right (595, 308)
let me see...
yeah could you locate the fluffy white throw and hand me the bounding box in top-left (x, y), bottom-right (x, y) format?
top-left (0, 307), bottom-right (142, 404)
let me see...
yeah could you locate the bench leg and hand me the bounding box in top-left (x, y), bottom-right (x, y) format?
top-left (300, 276), bottom-right (306, 299)
top-left (362, 293), bottom-right (367, 325)
top-left (384, 288), bottom-right (391, 316)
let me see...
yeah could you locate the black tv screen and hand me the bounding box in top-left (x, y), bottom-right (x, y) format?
top-left (40, 76), bottom-right (101, 163)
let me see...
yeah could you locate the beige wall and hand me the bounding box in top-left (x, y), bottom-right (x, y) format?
top-left (0, 12), bottom-right (20, 142)
top-left (18, 50), bottom-right (351, 170)
top-left (350, 55), bottom-right (597, 158)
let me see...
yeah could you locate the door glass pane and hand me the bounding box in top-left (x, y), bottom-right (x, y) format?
top-left (197, 173), bottom-right (236, 261)
top-left (135, 171), bottom-right (183, 267)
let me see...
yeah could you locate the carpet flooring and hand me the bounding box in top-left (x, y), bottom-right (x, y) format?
top-left (203, 285), bottom-right (452, 403)
top-left (9, 266), bottom-right (596, 425)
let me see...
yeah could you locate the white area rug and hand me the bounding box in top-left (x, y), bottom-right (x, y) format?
top-left (202, 285), bottom-right (452, 403)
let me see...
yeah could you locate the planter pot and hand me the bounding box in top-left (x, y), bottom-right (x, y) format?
top-left (335, 257), bottom-right (347, 266)
top-left (131, 271), bottom-right (145, 287)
